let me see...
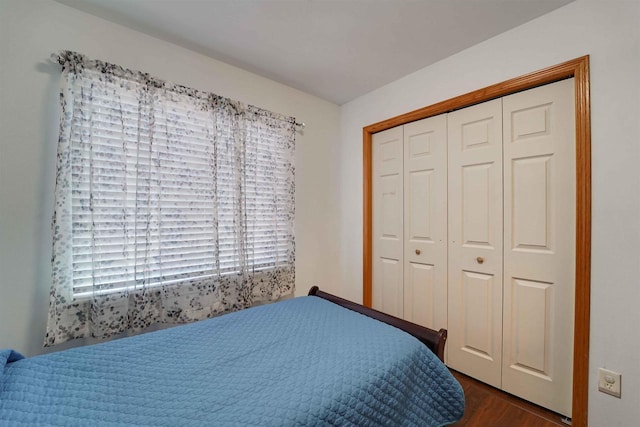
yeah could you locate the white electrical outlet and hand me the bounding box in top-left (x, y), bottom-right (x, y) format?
top-left (598, 368), bottom-right (621, 398)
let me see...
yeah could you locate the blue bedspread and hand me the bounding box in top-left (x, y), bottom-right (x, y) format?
top-left (0, 296), bottom-right (464, 426)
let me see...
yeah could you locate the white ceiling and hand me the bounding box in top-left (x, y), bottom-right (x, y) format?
top-left (56, 0), bottom-right (573, 105)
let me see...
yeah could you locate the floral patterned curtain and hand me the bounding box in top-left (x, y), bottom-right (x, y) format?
top-left (46, 51), bottom-right (296, 346)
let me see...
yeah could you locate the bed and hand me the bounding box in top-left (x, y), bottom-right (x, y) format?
top-left (0, 287), bottom-right (464, 426)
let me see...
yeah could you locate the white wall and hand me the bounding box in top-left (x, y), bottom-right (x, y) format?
top-left (0, 0), bottom-right (342, 356)
top-left (339, 0), bottom-right (640, 425)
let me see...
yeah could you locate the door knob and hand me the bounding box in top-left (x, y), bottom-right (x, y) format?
top-left (415, 249), bottom-right (421, 255)
top-left (476, 256), bottom-right (484, 264)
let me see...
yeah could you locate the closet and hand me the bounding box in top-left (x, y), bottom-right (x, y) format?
top-left (371, 79), bottom-right (575, 417)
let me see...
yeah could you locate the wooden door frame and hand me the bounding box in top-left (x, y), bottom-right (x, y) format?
top-left (362, 56), bottom-right (591, 426)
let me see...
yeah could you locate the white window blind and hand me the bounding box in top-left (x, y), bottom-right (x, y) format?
top-left (67, 70), bottom-right (294, 298)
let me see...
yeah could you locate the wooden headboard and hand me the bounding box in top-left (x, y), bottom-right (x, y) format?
top-left (308, 286), bottom-right (447, 362)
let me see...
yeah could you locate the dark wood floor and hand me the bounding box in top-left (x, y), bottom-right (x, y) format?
top-left (450, 370), bottom-right (567, 427)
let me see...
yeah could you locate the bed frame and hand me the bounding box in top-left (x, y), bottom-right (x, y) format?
top-left (308, 286), bottom-right (447, 362)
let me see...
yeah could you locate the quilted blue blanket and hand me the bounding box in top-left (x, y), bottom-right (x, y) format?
top-left (0, 296), bottom-right (464, 426)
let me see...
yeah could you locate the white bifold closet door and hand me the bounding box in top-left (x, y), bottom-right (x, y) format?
top-left (372, 126), bottom-right (404, 318)
top-left (372, 114), bottom-right (448, 328)
top-left (447, 79), bottom-right (576, 416)
top-left (447, 98), bottom-right (504, 388)
top-left (403, 115), bottom-right (448, 330)
top-left (501, 79), bottom-right (575, 416)
top-left (372, 79), bottom-right (575, 417)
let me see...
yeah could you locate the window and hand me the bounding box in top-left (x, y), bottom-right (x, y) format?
top-left (47, 52), bottom-right (295, 345)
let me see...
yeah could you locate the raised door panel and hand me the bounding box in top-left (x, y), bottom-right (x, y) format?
top-left (378, 258), bottom-right (403, 317)
top-left (508, 279), bottom-right (553, 376)
top-left (403, 115), bottom-right (448, 329)
top-left (502, 79), bottom-right (575, 416)
top-left (404, 262), bottom-right (435, 327)
top-left (447, 98), bottom-right (503, 388)
top-left (372, 126), bottom-right (404, 317)
top-left (461, 271), bottom-right (497, 360)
